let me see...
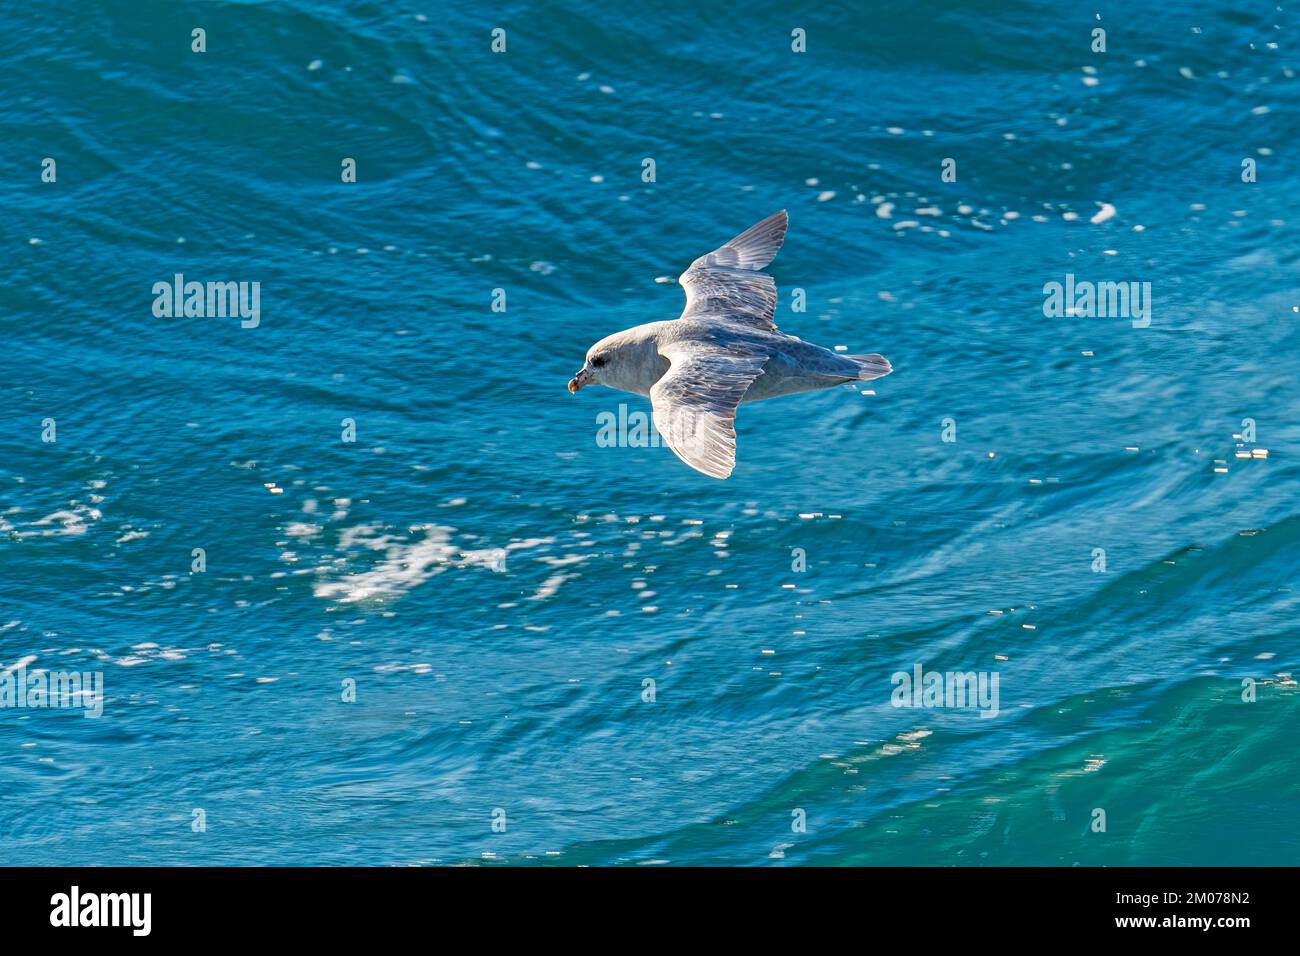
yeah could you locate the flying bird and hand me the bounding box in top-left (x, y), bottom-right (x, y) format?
top-left (568, 210), bottom-right (892, 479)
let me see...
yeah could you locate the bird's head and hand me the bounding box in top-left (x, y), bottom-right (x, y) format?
top-left (567, 348), bottom-right (608, 394)
top-left (568, 332), bottom-right (632, 394)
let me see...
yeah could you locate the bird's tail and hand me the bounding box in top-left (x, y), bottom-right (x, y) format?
top-left (848, 353), bottom-right (892, 381)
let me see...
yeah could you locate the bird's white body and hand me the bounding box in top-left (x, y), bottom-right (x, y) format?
top-left (590, 319), bottom-right (874, 402)
top-left (569, 211), bottom-right (892, 478)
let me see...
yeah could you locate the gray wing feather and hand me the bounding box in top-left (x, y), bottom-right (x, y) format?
top-left (650, 343), bottom-right (769, 479)
top-left (678, 210), bottom-right (788, 331)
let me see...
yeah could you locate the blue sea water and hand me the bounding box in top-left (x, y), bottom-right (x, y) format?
top-left (2, 1), bottom-right (1299, 866)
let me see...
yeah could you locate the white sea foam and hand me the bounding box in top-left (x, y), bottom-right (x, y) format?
top-left (313, 524), bottom-right (457, 603)
top-left (24, 504), bottom-right (101, 538)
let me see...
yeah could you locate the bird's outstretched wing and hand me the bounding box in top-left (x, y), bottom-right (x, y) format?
top-left (678, 210), bottom-right (787, 331)
top-left (651, 341), bottom-right (769, 479)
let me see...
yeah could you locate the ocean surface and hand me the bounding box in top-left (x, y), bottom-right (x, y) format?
top-left (3, 1), bottom-right (1298, 866)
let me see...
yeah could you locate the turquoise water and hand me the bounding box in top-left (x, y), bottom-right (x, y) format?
top-left (3, 1), bottom-right (1298, 865)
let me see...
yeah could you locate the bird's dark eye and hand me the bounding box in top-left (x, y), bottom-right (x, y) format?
top-left (592, 356), bottom-right (607, 367)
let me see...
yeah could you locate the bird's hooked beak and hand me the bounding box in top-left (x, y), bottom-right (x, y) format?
top-left (567, 366), bottom-right (594, 394)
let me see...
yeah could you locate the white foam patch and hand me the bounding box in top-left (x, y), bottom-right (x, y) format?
top-left (23, 504), bottom-right (101, 538)
top-left (460, 537), bottom-right (551, 572)
top-left (528, 553), bottom-right (590, 601)
top-left (1091, 202), bottom-right (1117, 224)
top-left (311, 520), bottom-right (561, 604)
top-left (314, 523), bottom-right (457, 603)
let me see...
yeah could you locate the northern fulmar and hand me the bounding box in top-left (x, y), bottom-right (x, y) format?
top-left (567, 210), bottom-right (892, 479)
